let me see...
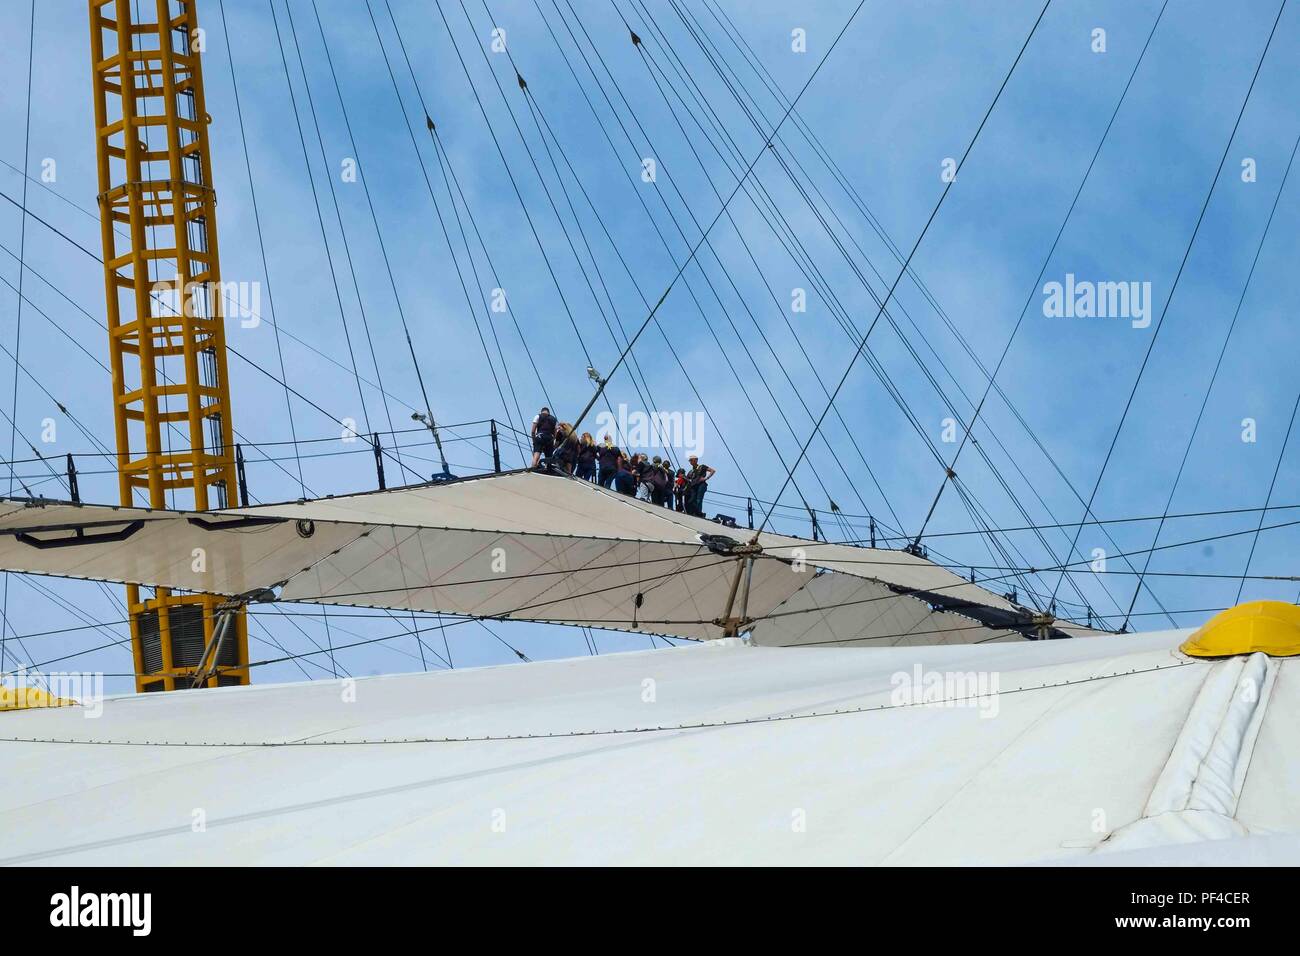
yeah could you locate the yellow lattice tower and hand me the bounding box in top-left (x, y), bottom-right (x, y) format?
top-left (89, 0), bottom-right (248, 691)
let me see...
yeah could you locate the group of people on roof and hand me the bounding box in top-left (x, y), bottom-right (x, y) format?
top-left (529, 406), bottom-right (716, 517)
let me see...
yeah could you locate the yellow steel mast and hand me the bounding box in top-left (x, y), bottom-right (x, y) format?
top-left (88, 0), bottom-right (248, 692)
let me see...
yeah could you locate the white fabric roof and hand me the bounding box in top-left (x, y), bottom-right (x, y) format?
top-left (1, 628), bottom-right (1293, 865)
top-left (0, 472), bottom-right (1097, 645)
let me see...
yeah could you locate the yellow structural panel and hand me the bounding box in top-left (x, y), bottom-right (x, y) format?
top-left (0, 687), bottom-right (77, 712)
top-left (1181, 600), bottom-right (1300, 658)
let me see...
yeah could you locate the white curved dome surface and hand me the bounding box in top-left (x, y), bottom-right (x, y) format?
top-left (0, 628), bottom-right (1295, 865)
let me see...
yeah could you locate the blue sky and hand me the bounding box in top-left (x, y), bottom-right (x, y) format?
top-left (1, 0), bottom-right (1298, 692)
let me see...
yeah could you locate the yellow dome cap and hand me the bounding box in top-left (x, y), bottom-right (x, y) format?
top-left (1180, 600), bottom-right (1300, 658)
top-left (0, 686), bottom-right (77, 712)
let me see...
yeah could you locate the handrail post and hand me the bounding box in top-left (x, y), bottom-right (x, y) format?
top-left (66, 454), bottom-right (80, 504)
top-left (490, 419), bottom-right (501, 473)
top-left (373, 433), bottom-right (386, 490)
top-left (869, 516), bottom-right (876, 549)
top-left (235, 444), bottom-right (249, 507)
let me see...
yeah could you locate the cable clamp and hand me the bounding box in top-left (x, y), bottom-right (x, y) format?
top-left (699, 533), bottom-right (762, 557)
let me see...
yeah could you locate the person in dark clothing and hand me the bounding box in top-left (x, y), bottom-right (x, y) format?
top-left (627, 453), bottom-right (645, 494)
top-left (531, 406), bottom-right (557, 468)
top-left (647, 457), bottom-right (660, 509)
top-left (613, 460), bottom-right (638, 496)
top-left (575, 432), bottom-right (598, 481)
top-left (685, 456), bottom-right (716, 517)
top-left (596, 434), bottom-right (621, 488)
top-left (673, 468), bottom-right (688, 512)
top-left (646, 456), bottom-right (670, 506)
top-left (552, 423), bottom-right (578, 475)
